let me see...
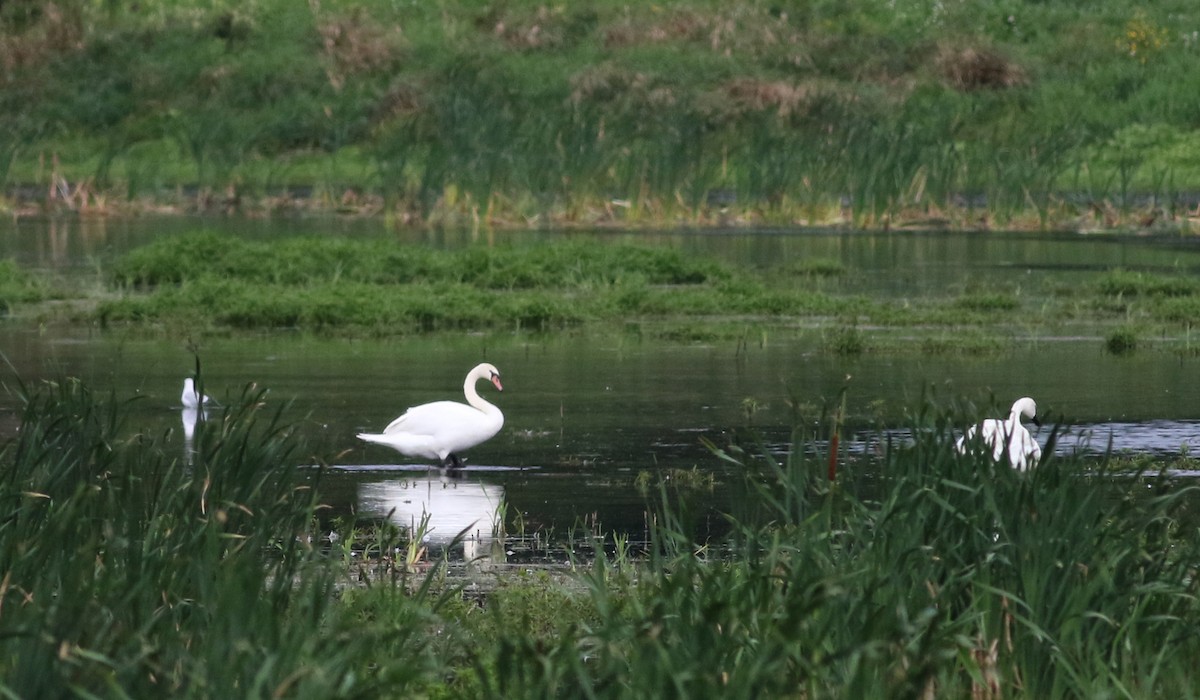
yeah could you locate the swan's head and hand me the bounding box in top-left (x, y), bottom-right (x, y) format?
top-left (1011, 397), bottom-right (1039, 426)
top-left (474, 363), bottom-right (503, 392)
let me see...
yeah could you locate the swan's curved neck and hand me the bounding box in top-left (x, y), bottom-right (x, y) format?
top-left (464, 373), bottom-right (498, 414)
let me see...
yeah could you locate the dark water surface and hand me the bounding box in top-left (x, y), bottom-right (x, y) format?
top-left (5, 216), bottom-right (1200, 549)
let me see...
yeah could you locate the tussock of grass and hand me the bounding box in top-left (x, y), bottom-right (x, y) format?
top-left (825, 324), bottom-right (867, 355)
top-left (1105, 326), bottom-right (1139, 355)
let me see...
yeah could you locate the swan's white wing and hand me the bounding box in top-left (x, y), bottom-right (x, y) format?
top-left (1008, 427), bottom-right (1041, 471)
top-left (383, 401), bottom-right (481, 436)
top-left (363, 400), bottom-right (504, 460)
top-left (357, 431), bottom-right (444, 460)
top-left (959, 408), bottom-right (1041, 470)
top-left (974, 419), bottom-right (1010, 461)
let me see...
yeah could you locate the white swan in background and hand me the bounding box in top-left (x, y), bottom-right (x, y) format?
top-left (181, 378), bottom-right (212, 409)
top-left (358, 363), bottom-right (504, 469)
top-left (956, 396), bottom-right (1042, 470)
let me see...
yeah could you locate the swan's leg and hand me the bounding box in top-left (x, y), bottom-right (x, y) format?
top-left (443, 453), bottom-right (465, 470)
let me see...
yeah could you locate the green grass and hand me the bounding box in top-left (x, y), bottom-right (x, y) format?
top-left (3, 374), bottom-right (1200, 696)
top-left (94, 233), bottom-right (881, 334)
top-left (0, 259), bottom-right (52, 313)
top-left (4, 1), bottom-right (1200, 228)
top-left (1, 229), bottom-right (1198, 351)
top-left (0, 233), bottom-right (1169, 343)
top-left (0, 378), bottom-right (394, 696)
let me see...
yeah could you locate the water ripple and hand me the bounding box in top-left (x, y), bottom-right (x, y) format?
top-left (1051, 421), bottom-right (1200, 456)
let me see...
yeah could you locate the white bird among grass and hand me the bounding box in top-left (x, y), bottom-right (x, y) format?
top-left (181, 378), bottom-right (212, 409)
top-left (956, 396), bottom-right (1042, 471)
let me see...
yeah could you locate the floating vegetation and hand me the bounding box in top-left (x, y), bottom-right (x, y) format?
top-left (635, 466), bottom-right (718, 494)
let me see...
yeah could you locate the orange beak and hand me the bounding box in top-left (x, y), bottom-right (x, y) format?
top-left (491, 374), bottom-right (503, 391)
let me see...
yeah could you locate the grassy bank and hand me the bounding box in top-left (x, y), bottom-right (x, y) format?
top-left (3, 1), bottom-right (1200, 230)
top-left (3, 377), bottom-right (1199, 696)
top-left (0, 233), bottom-right (1173, 350)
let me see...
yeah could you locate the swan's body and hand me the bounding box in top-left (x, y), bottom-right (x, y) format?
top-left (358, 363), bottom-right (504, 468)
top-left (956, 397), bottom-right (1042, 470)
top-left (182, 378), bottom-right (211, 409)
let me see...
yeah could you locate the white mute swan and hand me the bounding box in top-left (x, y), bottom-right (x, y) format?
top-left (358, 363), bottom-right (504, 469)
top-left (956, 396), bottom-right (1042, 470)
top-left (181, 378), bottom-right (212, 409)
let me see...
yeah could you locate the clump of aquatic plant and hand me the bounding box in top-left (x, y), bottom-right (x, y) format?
top-left (741, 396), bottom-right (766, 424)
top-left (826, 324), bottom-right (867, 355)
top-left (634, 467), bottom-right (717, 495)
top-left (1105, 326), bottom-right (1139, 354)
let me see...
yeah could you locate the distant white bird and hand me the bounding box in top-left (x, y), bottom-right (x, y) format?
top-left (358, 363), bottom-right (504, 469)
top-left (956, 397), bottom-right (1042, 470)
top-left (181, 378), bottom-right (212, 409)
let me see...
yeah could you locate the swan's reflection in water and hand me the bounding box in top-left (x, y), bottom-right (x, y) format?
top-left (181, 406), bottom-right (208, 466)
top-left (358, 476), bottom-right (506, 566)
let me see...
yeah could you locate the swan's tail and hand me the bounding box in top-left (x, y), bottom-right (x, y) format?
top-left (357, 432), bottom-right (387, 444)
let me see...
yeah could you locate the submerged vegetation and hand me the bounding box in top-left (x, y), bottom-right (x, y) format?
top-left (3, 1), bottom-right (1200, 229)
top-left (3, 377), bottom-right (1200, 696)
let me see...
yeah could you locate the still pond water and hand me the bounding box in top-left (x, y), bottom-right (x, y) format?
top-left (4, 216), bottom-right (1200, 552)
